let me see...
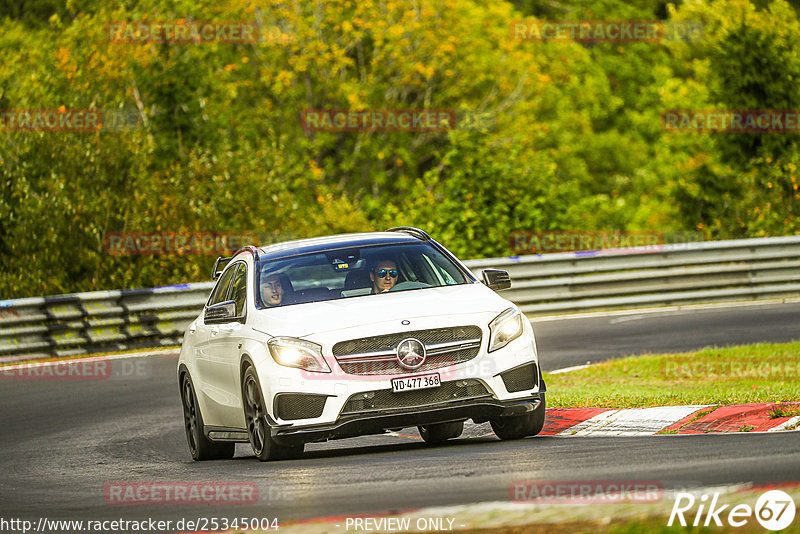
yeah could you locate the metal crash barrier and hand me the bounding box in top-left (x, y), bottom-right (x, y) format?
top-left (1, 236), bottom-right (799, 359)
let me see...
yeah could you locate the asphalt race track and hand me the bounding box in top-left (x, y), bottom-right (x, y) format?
top-left (534, 301), bottom-right (800, 372)
top-left (1, 302), bottom-right (799, 527)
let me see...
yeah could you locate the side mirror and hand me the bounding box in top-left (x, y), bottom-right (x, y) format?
top-left (205, 300), bottom-right (239, 324)
top-left (482, 269), bottom-right (511, 291)
top-left (211, 255), bottom-right (232, 280)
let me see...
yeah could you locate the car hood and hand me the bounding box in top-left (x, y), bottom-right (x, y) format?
top-left (251, 283), bottom-right (512, 338)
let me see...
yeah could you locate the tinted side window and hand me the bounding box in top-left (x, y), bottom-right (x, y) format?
top-left (229, 264), bottom-right (247, 316)
top-left (208, 265), bottom-right (236, 306)
top-left (422, 252), bottom-right (460, 285)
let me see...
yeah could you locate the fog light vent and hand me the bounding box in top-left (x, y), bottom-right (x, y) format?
top-left (499, 363), bottom-right (537, 393)
top-left (275, 393), bottom-right (328, 420)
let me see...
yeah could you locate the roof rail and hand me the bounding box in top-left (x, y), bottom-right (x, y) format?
top-left (386, 226), bottom-right (431, 241)
top-left (211, 246), bottom-right (260, 279)
top-left (233, 245), bottom-right (260, 261)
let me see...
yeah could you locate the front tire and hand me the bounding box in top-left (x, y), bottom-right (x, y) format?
top-left (242, 366), bottom-right (304, 461)
top-left (180, 374), bottom-right (235, 461)
top-left (490, 395), bottom-right (546, 440)
top-left (418, 421), bottom-right (464, 444)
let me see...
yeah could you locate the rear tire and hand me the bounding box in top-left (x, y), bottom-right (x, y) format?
top-left (242, 366), bottom-right (304, 461)
top-left (418, 421), bottom-right (464, 444)
top-left (490, 395), bottom-right (546, 440)
top-left (180, 374), bottom-right (235, 461)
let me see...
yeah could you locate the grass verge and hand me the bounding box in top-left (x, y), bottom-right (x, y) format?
top-left (545, 341), bottom-right (800, 408)
top-left (454, 487), bottom-right (800, 534)
top-left (461, 515), bottom-right (800, 533)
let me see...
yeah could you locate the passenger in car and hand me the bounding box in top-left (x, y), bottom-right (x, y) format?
top-left (369, 259), bottom-right (399, 294)
top-left (261, 274), bottom-right (285, 307)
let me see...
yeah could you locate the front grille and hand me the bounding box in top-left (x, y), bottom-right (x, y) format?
top-left (332, 326), bottom-right (482, 376)
top-left (275, 393), bottom-right (328, 420)
top-left (340, 379), bottom-right (490, 415)
top-left (499, 363), bottom-right (538, 393)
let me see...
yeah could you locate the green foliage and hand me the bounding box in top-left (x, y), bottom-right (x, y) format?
top-left (665, 0), bottom-right (800, 237)
top-left (0, 0), bottom-right (798, 298)
top-left (369, 133), bottom-right (577, 258)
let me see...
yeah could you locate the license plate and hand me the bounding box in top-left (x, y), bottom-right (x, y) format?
top-left (391, 373), bottom-right (441, 393)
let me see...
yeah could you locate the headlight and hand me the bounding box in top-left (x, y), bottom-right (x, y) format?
top-left (488, 308), bottom-right (524, 352)
top-left (268, 337), bottom-right (331, 373)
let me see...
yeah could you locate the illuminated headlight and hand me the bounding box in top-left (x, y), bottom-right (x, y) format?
top-left (488, 308), bottom-right (524, 353)
top-left (268, 337), bottom-right (331, 373)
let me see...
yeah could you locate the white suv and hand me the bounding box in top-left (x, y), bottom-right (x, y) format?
top-left (177, 228), bottom-right (546, 461)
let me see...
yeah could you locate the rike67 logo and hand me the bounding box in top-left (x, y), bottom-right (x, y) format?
top-left (669, 489), bottom-right (796, 530)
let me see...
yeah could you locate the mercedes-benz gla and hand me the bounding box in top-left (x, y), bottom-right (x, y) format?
top-left (177, 227), bottom-right (546, 461)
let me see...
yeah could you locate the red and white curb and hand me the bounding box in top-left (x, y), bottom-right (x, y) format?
top-left (388, 403), bottom-right (800, 441)
top-left (542, 402), bottom-right (800, 436)
top-left (548, 405), bottom-right (713, 436)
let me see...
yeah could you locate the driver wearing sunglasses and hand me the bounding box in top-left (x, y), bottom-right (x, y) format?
top-left (369, 259), bottom-right (399, 294)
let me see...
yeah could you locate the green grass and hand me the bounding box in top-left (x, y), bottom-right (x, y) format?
top-left (546, 341), bottom-right (800, 408)
top-left (454, 487), bottom-right (800, 534)
top-left (461, 515), bottom-right (800, 533)
top-left (769, 404), bottom-right (800, 418)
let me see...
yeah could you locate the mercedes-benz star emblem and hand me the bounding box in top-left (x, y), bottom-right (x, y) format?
top-left (396, 338), bottom-right (426, 370)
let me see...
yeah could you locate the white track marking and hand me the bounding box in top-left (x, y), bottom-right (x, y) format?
top-left (559, 405), bottom-right (713, 436)
top-left (548, 364), bottom-right (590, 374)
top-left (530, 297), bottom-right (800, 323)
top-left (0, 348), bottom-right (178, 372)
top-left (768, 416), bottom-right (800, 432)
top-left (608, 314), bottom-right (647, 324)
top-left (556, 409), bottom-right (619, 436)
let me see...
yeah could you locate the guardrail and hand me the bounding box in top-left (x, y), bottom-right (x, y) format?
top-left (1, 236), bottom-right (799, 360)
top-left (467, 235), bottom-right (800, 315)
top-left (0, 283), bottom-right (214, 361)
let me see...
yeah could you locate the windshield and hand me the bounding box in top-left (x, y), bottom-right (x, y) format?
top-left (255, 242), bottom-right (469, 308)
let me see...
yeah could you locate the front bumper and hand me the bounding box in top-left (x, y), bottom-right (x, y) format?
top-left (269, 391), bottom-right (544, 446)
top-left (262, 326), bottom-right (541, 422)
